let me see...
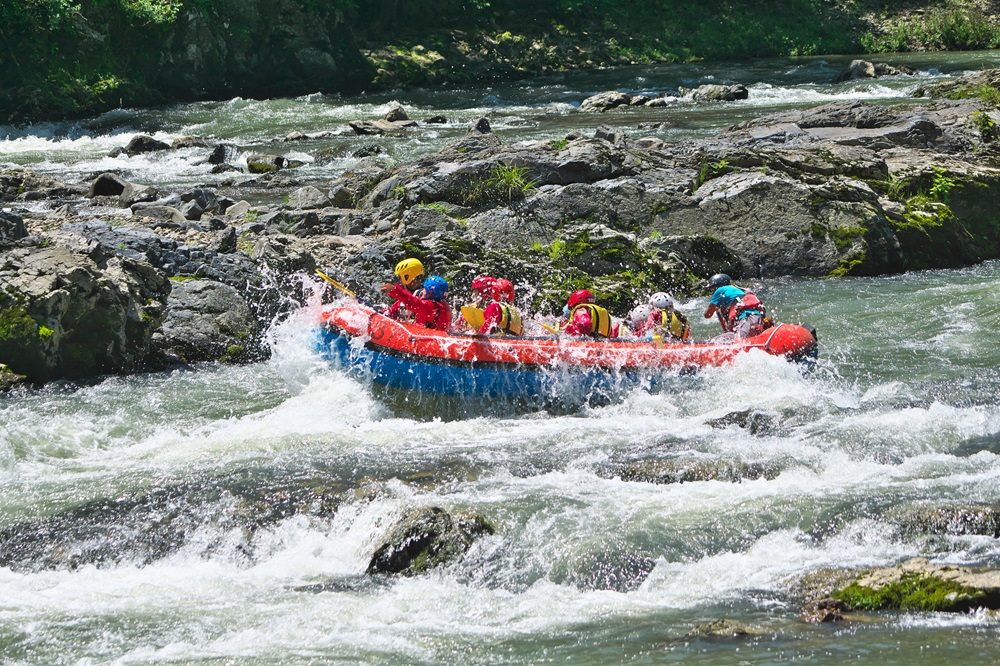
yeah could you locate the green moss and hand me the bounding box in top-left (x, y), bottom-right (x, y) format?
top-left (0, 306), bottom-right (39, 343)
top-left (37, 325), bottom-right (55, 338)
top-left (830, 226), bottom-right (867, 250)
top-left (168, 275), bottom-right (201, 281)
top-left (833, 573), bottom-right (988, 612)
top-left (219, 345), bottom-right (246, 363)
top-left (828, 250), bottom-right (867, 277)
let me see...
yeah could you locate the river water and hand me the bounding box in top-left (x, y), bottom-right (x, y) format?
top-left (3, 53), bottom-right (1000, 664)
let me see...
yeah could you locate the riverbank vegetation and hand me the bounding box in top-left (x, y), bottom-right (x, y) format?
top-left (3, 0), bottom-right (1000, 123)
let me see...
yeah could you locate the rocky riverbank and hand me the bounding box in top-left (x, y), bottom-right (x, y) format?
top-left (2, 70), bottom-right (1000, 388)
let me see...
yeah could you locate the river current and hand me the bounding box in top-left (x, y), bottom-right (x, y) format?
top-left (3, 53), bottom-right (1000, 664)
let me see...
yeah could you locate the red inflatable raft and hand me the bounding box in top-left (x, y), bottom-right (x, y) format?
top-left (317, 303), bottom-right (818, 400)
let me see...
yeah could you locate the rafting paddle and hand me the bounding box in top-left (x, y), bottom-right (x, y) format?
top-left (461, 305), bottom-right (486, 331)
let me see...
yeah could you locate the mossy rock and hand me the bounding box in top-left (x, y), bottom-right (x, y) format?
top-left (830, 558), bottom-right (1000, 612)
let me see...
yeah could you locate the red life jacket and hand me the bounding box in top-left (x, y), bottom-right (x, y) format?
top-left (727, 291), bottom-right (765, 325)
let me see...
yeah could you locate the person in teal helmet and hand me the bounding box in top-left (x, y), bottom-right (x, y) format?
top-left (702, 274), bottom-right (767, 339)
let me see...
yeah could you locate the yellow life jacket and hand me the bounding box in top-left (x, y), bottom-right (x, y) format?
top-left (657, 309), bottom-right (690, 341)
top-left (497, 303), bottom-right (524, 336)
top-left (570, 303), bottom-right (612, 338)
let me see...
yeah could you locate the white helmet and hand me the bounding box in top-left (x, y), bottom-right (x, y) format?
top-left (629, 303), bottom-right (653, 325)
top-left (649, 292), bottom-right (673, 310)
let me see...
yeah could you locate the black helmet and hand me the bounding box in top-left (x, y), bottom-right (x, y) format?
top-left (706, 273), bottom-right (731, 290)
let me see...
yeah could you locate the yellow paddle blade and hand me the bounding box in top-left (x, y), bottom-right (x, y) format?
top-left (541, 323), bottom-right (560, 334)
top-left (316, 270), bottom-right (356, 298)
top-left (462, 305), bottom-right (485, 331)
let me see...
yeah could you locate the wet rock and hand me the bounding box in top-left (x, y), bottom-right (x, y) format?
top-left (366, 506), bottom-right (494, 576)
top-left (130, 203), bottom-right (186, 223)
top-left (110, 134), bottom-right (171, 157)
top-left (119, 182), bottom-right (158, 207)
top-left (171, 136), bottom-right (210, 149)
top-left (284, 130), bottom-right (308, 141)
top-left (0, 242), bottom-right (169, 381)
top-left (887, 503), bottom-right (1000, 538)
top-left (289, 185), bottom-right (332, 209)
top-left (154, 278), bottom-right (262, 363)
top-left (469, 117), bottom-right (492, 134)
top-left (608, 456), bottom-right (783, 484)
top-left (800, 597), bottom-right (850, 623)
top-left (424, 115), bottom-right (448, 124)
top-left (0, 168), bottom-right (84, 202)
top-left (246, 154), bottom-right (288, 173)
top-left (208, 144), bottom-right (236, 165)
top-left (828, 557), bottom-right (1000, 612)
top-left (0, 363), bottom-right (26, 391)
top-left (707, 409), bottom-right (779, 435)
top-left (690, 84), bottom-right (749, 102)
top-left (684, 618), bottom-right (764, 639)
top-left (580, 90), bottom-right (632, 112)
top-left (398, 206), bottom-right (463, 237)
top-left (383, 105), bottom-right (408, 122)
top-left (180, 188), bottom-right (223, 215)
top-left (565, 543), bottom-right (655, 592)
top-left (0, 471), bottom-right (347, 571)
top-left (348, 119), bottom-right (418, 135)
top-left (832, 59), bottom-right (876, 83)
top-left (87, 172), bottom-right (129, 198)
top-left (352, 143), bottom-right (384, 158)
top-left (0, 210), bottom-right (27, 241)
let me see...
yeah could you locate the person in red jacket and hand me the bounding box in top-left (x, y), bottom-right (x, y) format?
top-left (562, 289), bottom-right (619, 338)
top-left (383, 258), bottom-right (425, 321)
top-left (478, 278), bottom-right (523, 336)
top-left (381, 275), bottom-right (452, 331)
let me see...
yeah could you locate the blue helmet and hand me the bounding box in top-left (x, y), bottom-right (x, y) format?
top-left (423, 275), bottom-right (449, 301)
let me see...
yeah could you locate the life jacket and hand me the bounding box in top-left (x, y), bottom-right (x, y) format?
top-left (570, 303), bottom-right (612, 338)
top-left (422, 300), bottom-right (452, 331)
top-left (497, 303), bottom-right (524, 336)
top-left (726, 291), bottom-right (765, 326)
top-left (657, 309), bottom-right (690, 341)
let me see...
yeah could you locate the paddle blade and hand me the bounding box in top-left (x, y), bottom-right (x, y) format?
top-left (462, 305), bottom-right (486, 331)
top-left (541, 323), bottom-right (560, 334)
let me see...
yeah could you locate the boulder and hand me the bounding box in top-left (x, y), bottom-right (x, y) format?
top-left (0, 363), bottom-right (25, 391)
top-left (119, 182), bottom-right (158, 207)
top-left (691, 84), bottom-right (749, 102)
top-left (580, 91), bottom-right (632, 112)
top-left (87, 172), bottom-right (129, 198)
top-left (0, 243), bottom-right (169, 381)
top-left (154, 278), bottom-right (262, 363)
top-left (829, 558), bottom-right (1000, 612)
top-left (348, 119), bottom-right (418, 135)
top-left (800, 598), bottom-right (850, 623)
top-left (832, 59), bottom-right (876, 83)
top-left (383, 105), bottom-right (408, 122)
top-left (0, 211), bottom-right (27, 241)
top-left (469, 117), bottom-right (492, 134)
top-left (366, 506), bottom-right (494, 576)
top-left (605, 456), bottom-right (784, 484)
top-left (247, 154), bottom-right (287, 173)
top-left (110, 134), bottom-right (171, 157)
top-left (0, 168), bottom-right (84, 202)
top-left (289, 185), bottom-right (332, 209)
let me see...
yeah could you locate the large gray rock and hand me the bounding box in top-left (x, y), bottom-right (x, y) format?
top-left (154, 279), bottom-right (261, 363)
top-left (0, 243), bottom-right (169, 381)
top-left (0, 211), bottom-right (27, 241)
top-left (580, 91), bottom-right (632, 112)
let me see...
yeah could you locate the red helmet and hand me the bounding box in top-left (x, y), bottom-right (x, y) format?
top-left (470, 275), bottom-right (495, 293)
top-left (568, 289), bottom-right (594, 309)
top-left (491, 278), bottom-right (515, 302)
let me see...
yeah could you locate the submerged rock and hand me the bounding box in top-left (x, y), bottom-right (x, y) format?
top-left (366, 506), bottom-right (494, 576)
top-left (684, 618), bottom-right (764, 639)
top-left (605, 456), bottom-right (784, 484)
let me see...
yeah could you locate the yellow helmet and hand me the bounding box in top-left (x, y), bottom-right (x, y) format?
top-left (394, 258), bottom-right (424, 286)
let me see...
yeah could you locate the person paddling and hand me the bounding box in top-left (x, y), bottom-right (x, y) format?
top-left (384, 258), bottom-right (425, 321)
top-left (477, 277), bottom-right (523, 336)
top-left (562, 289), bottom-right (618, 338)
top-left (702, 274), bottom-right (767, 339)
top-left (381, 274), bottom-right (452, 331)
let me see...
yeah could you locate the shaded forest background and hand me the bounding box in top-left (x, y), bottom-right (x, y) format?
top-left (2, 0), bottom-right (1000, 123)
